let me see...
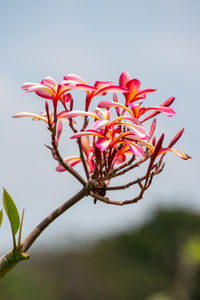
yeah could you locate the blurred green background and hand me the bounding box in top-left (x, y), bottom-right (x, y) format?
top-left (1, 208), bottom-right (200, 300)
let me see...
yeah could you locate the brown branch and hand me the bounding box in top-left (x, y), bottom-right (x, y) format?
top-left (89, 188), bottom-right (144, 206)
top-left (106, 163), bottom-right (164, 191)
top-left (106, 155), bottom-right (150, 180)
top-left (106, 175), bottom-right (147, 191)
top-left (22, 187), bottom-right (87, 252)
top-left (50, 116), bottom-right (86, 186)
top-left (0, 187), bottom-right (87, 279)
top-left (77, 138), bottom-right (89, 180)
top-left (107, 155), bottom-right (135, 177)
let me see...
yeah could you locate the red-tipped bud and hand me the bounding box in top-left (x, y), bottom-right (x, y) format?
top-left (152, 136), bottom-right (156, 146)
top-left (168, 128), bottom-right (184, 148)
top-left (148, 118), bottom-right (157, 141)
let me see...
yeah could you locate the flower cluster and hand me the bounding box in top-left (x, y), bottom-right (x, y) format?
top-left (14, 71), bottom-right (190, 204)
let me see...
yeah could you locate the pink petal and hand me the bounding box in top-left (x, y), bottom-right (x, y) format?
top-left (13, 112), bottom-right (48, 123)
top-left (96, 137), bottom-right (111, 151)
top-left (95, 85), bottom-right (129, 97)
top-left (109, 115), bottom-right (141, 127)
top-left (135, 88), bottom-right (156, 98)
top-left (93, 120), bottom-right (109, 130)
top-left (114, 153), bottom-right (126, 164)
top-left (158, 148), bottom-right (191, 160)
top-left (62, 82), bottom-right (96, 93)
top-left (87, 157), bottom-right (95, 174)
top-left (41, 76), bottom-right (57, 88)
top-left (140, 97), bottom-right (175, 122)
top-left (98, 101), bottom-right (134, 117)
top-left (74, 83), bottom-right (96, 92)
top-left (63, 74), bottom-right (87, 84)
top-left (119, 71), bottom-right (131, 88)
top-left (65, 110), bottom-right (101, 120)
top-left (70, 130), bottom-right (105, 139)
top-left (62, 93), bottom-right (72, 103)
top-left (94, 81), bottom-right (113, 89)
top-left (28, 85), bottom-right (54, 99)
top-left (56, 156), bottom-right (81, 172)
top-left (119, 140), bottom-right (144, 157)
top-left (81, 136), bottom-right (90, 159)
top-left (117, 122), bottom-right (147, 138)
top-left (143, 106), bottom-right (175, 117)
top-left (126, 79), bottom-right (141, 91)
top-left (21, 82), bottom-right (38, 90)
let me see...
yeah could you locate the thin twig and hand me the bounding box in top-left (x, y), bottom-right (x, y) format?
top-left (106, 155), bottom-right (150, 180)
top-left (77, 138), bottom-right (89, 180)
top-left (50, 112), bottom-right (86, 186)
top-left (106, 164), bottom-right (164, 191)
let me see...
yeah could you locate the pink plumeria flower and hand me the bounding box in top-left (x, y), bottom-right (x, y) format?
top-left (63, 73), bottom-right (129, 110)
top-left (119, 71), bottom-right (156, 105)
top-left (68, 107), bottom-right (150, 157)
top-left (22, 76), bottom-right (77, 107)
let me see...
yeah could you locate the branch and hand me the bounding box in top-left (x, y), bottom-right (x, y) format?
top-left (106, 155), bottom-right (150, 180)
top-left (106, 163), bottom-right (164, 191)
top-left (0, 187), bottom-right (87, 279)
top-left (50, 117), bottom-right (86, 186)
top-left (77, 138), bottom-right (89, 180)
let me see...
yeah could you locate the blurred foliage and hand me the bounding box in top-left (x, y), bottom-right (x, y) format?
top-left (1, 208), bottom-right (200, 300)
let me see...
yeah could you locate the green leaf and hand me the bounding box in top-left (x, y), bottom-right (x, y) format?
top-left (3, 188), bottom-right (20, 235)
top-left (0, 209), bottom-right (3, 227)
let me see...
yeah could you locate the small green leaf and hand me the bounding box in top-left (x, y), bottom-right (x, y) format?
top-left (3, 188), bottom-right (20, 235)
top-left (0, 209), bottom-right (3, 227)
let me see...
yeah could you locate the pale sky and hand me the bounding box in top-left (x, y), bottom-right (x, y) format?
top-left (0, 0), bottom-right (199, 253)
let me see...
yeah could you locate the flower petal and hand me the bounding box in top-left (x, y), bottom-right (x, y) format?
top-left (65, 110), bottom-right (101, 120)
top-left (28, 85), bottom-right (54, 99)
top-left (143, 106), bottom-right (175, 117)
top-left (119, 71), bottom-right (131, 88)
top-left (96, 137), bottom-right (111, 151)
top-left (70, 130), bottom-right (105, 139)
top-left (158, 148), bottom-right (191, 160)
top-left (141, 97), bottom-right (175, 122)
top-left (56, 156), bottom-right (81, 172)
top-left (41, 76), bottom-right (57, 88)
top-left (95, 85), bottom-right (129, 97)
top-left (117, 140), bottom-right (144, 157)
top-left (93, 120), bottom-right (109, 130)
top-left (117, 121), bottom-right (147, 138)
top-left (21, 82), bottom-right (38, 90)
top-left (81, 136), bottom-right (90, 159)
top-left (13, 112), bottom-right (48, 123)
top-left (98, 101), bottom-right (134, 117)
top-left (63, 73), bottom-right (87, 84)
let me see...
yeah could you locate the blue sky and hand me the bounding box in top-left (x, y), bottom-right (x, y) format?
top-left (0, 0), bottom-right (199, 252)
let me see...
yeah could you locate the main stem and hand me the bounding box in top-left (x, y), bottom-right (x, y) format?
top-left (0, 187), bottom-right (87, 279)
top-left (22, 187), bottom-right (87, 252)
